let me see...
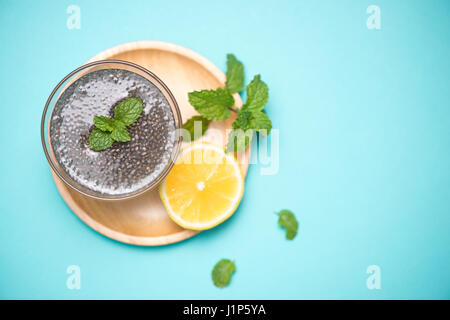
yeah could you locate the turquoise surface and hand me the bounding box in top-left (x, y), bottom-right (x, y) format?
top-left (0, 0), bottom-right (449, 299)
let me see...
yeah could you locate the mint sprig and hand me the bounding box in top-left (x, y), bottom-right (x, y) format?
top-left (225, 54), bottom-right (244, 93)
top-left (183, 54), bottom-right (272, 152)
top-left (114, 97), bottom-right (143, 126)
top-left (88, 97), bottom-right (143, 151)
top-left (241, 75), bottom-right (269, 113)
top-left (93, 116), bottom-right (117, 132)
top-left (89, 128), bottom-right (114, 151)
top-left (188, 88), bottom-right (234, 121)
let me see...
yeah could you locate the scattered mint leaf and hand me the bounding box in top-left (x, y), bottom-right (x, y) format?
top-left (188, 88), bottom-right (234, 121)
top-left (114, 97), bottom-right (143, 126)
top-left (225, 54), bottom-right (244, 93)
top-left (212, 259), bottom-right (236, 288)
top-left (111, 127), bottom-right (131, 142)
top-left (182, 115), bottom-right (211, 141)
top-left (276, 209), bottom-right (298, 240)
top-left (226, 128), bottom-right (253, 153)
top-left (241, 75), bottom-right (269, 113)
top-left (93, 116), bottom-right (115, 132)
top-left (88, 128), bottom-right (114, 151)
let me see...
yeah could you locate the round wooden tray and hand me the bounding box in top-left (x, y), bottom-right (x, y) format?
top-left (50, 41), bottom-right (250, 246)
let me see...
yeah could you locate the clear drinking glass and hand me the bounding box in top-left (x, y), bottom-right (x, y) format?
top-left (41, 60), bottom-right (182, 200)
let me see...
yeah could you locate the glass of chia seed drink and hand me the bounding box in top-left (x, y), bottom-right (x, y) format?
top-left (41, 60), bottom-right (182, 200)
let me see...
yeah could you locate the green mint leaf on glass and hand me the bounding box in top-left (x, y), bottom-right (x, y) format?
top-left (89, 97), bottom-right (143, 151)
top-left (226, 128), bottom-right (253, 153)
top-left (93, 116), bottom-right (116, 132)
top-left (114, 97), bottom-right (143, 126)
top-left (111, 127), bottom-right (131, 142)
top-left (225, 54), bottom-right (244, 93)
top-left (88, 128), bottom-right (114, 151)
top-left (241, 75), bottom-right (269, 113)
top-left (212, 259), bottom-right (236, 288)
top-left (182, 115), bottom-right (211, 141)
top-left (110, 119), bottom-right (126, 130)
top-left (188, 88), bottom-right (234, 121)
top-left (276, 209), bottom-right (298, 240)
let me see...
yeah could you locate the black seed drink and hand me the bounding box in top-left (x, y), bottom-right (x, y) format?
top-left (49, 69), bottom-right (176, 195)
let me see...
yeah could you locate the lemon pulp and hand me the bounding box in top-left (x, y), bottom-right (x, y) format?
top-left (159, 143), bottom-right (244, 230)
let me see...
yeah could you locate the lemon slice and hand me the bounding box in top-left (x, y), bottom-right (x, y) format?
top-left (159, 143), bottom-right (244, 230)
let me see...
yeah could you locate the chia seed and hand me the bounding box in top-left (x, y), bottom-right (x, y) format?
top-left (49, 68), bottom-right (176, 196)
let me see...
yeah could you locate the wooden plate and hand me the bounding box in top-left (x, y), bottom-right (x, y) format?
top-left (50, 41), bottom-right (250, 246)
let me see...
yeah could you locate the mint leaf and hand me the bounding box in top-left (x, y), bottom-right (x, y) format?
top-left (233, 110), bottom-right (272, 135)
top-left (226, 128), bottom-right (253, 153)
top-left (247, 111), bottom-right (272, 135)
top-left (188, 88), bottom-right (234, 121)
top-left (111, 119), bottom-right (126, 130)
top-left (233, 110), bottom-right (251, 129)
top-left (111, 127), bottom-right (131, 142)
top-left (182, 115), bottom-right (211, 141)
top-left (93, 116), bottom-right (115, 132)
top-left (241, 75), bottom-right (269, 113)
top-left (225, 54), bottom-right (244, 93)
top-left (89, 97), bottom-right (143, 151)
top-left (88, 128), bottom-right (114, 151)
top-left (276, 209), bottom-right (298, 240)
top-left (114, 97), bottom-right (143, 126)
top-left (212, 259), bottom-right (236, 288)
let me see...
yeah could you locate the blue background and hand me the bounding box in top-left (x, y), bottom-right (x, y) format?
top-left (0, 0), bottom-right (449, 299)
